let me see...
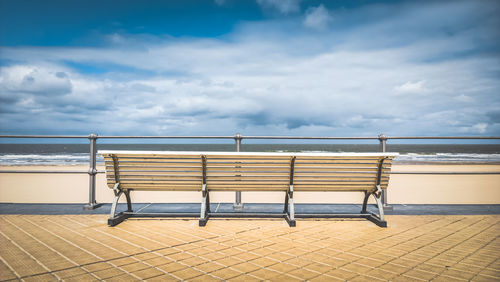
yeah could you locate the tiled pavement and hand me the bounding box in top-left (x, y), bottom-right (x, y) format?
top-left (0, 215), bottom-right (499, 281)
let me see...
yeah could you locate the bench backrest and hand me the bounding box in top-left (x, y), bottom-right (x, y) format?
top-left (100, 151), bottom-right (397, 192)
top-left (293, 155), bottom-right (392, 191)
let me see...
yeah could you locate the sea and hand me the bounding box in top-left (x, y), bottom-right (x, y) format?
top-left (1, 144), bottom-right (500, 165)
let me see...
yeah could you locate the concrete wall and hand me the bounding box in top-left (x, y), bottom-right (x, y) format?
top-left (1, 165), bottom-right (499, 204)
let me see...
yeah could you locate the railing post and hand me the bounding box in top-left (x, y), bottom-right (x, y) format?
top-left (84, 133), bottom-right (101, 210)
top-left (378, 133), bottom-right (392, 211)
top-left (233, 133), bottom-right (244, 210)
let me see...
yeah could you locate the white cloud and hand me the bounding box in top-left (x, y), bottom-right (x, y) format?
top-left (256, 0), bottom-right (300, 14)
top-left (0, 65), bottom-right (72, 96)
top-left (303, 5), bottom-right (332, 30)
top-left (1, 1), bottom-right (499, 136)
top-left (473, 123), bottom-right (488, 133)
top-left (394, 80), bottom-right (426, 94)
top-left (455, 94), bottom-right (473, 103)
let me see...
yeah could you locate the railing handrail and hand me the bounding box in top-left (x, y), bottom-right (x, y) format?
top-left (1, 133), bottom-right (499, 211)
top-left (1, 134), bottom-right (500, 139)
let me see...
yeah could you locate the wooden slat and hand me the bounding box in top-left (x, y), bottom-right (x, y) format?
top-left (118, 180), bottom-right (202, 184)
top-left (109, 166), bottom-right (202, 171)
top-left (206, 180), bottom-right (289, 185)
top-left (210, 175), bottom-right (290, 181)
top-left (294, 177), bottom-right (378, 181)
top-left (112, 175), bottom-right (202, 180)
top-left (208, 185), bottom-right (289, 191)
top-left (207, 172), bottom-right (290, 176)
top-left (207, 166), bottom-right (290, 173)
top-left (116, 171), bottom-right (201, 175)
top-left (293, 180), bottom-right (387, 185)
top-left (104, 156), bottom-right (201, 161)
top-left (295, 159), bottom-right (380, 164)
top-left (295, 162), bottom-right (387, 168)
top-left (206, 163), bottom-right (290, 167)
top-left (295, 156), bottom-right (393, 159)
top-left (106, 154), bottom-right (202, 158)
top-left (295, 187), bottom-right (373, 192)
top-left (207, 158), bottom-right (290, 161)
top-left (206, 155), bottom-right (292, 159)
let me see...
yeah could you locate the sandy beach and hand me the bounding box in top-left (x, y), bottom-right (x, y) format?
top-left (1, 164), bottom-right (499, 204)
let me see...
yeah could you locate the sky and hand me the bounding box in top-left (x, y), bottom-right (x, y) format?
top-left (1, 0), bottom-right (500, 139)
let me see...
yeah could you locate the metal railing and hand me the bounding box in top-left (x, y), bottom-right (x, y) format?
top-left (1, 133), bottom-right (499, 211)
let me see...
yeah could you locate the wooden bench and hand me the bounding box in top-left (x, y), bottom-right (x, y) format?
top-left (99, 151), bottom-right (398, 227)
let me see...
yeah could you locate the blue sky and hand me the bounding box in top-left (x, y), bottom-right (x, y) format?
top-left (1, 0), bottom-right (499, 138)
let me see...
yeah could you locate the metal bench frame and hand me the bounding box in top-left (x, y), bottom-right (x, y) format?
top-left (106, 152), bottom-right (392, 227)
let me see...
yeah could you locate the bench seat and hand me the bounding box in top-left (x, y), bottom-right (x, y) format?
top-left (99, 151), bottom-right (398, 227)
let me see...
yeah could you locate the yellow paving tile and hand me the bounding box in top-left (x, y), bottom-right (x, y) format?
top-left (248, 268), bottom-right (281, 279)
top-left (324, 268), bottom-right (358, 280)
top-left (155, 261), bottom-right (187, 273)
top-left (229, 262), bottom-right (261, 273)
top-left (268, 273), bottom-right (304, 281)
top-left (201, 264), bottom-right (230, 274)
top-left (0, 214), bottom-right (498, 281)
top-left (211, 267), bottom-right (243, 280)
top-left (214, 256), bottom-right (245, 267)
top-left (227, 274), bottom-right (261, 281)
top-left (404, 269), bottom-right (438, 280)
top-left (119, 262), bottom-right (149, 273)
top-left (92, 267), bottom-right (126, 279)
top-left (432, 274), bottom-right (468, 281)
top-left (303, 261), bottom-right (334, 274)
top-left (365, 268), bottom-right (399, 280)
top-left (249, 256), bottom-right (279, 268)
top-left (391, 274), bottom-right (427, 282)
top-left (188, 274), bottom-right (223, 281)
top-left (170, 267), bottom-right (205, 280)
top-left (288, 267), bottom-right (321, 280)
top-left (145, 273), bottom-right (179, 281)
top-left (472, 274), bottom-right (500, 282)
top-left (106, 273), bottom-right (141, 281)
top-left (83, 262), bottom-right (114, 272)
top-left (110, 257), bottom-right (139, 266)
top-left (479, 268), bottom-right (500, 279)
top-left (53, 267), bottom-right (87, 279)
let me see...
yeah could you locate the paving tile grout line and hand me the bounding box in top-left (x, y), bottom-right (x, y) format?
top-left (0, 218), bottom-right (68, 281)
top-left (455, 218), bottom-right (500, 280)
top-left (66, 215), bottom-right (255, 280)
top-left (109, 218), bottom-right (262, 279)
top-left (0, 240), bottom-right (22, 280)
top-left (1, 215), bottom-right (498, 281)
top-left (381, 216), bottom-right (478, 280)
top-left (390, 216), bottom-right (496, 280)
top-left (103, 217), bottom-right (291, 280)
top-left (322, 217), bottom-right (467, 281)
top-left (3, 216), bottom-right (116, 281)
top-left (6, 215), bottom-right (179, 280)
top-left (62, 216), bottom-right (195, 280)
top-left (20, 216), bottom-right (144, 281)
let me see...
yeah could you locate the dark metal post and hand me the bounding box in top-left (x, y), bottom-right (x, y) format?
top-left (84, 133), bottom-right (101, 210)
top-left (378, 133), bottom-right (392, 211)
top-left (233, 133), bottom-right (244, 210)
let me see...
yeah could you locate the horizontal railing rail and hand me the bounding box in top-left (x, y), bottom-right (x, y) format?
top-left (1, 133), bottom-right (499, 210)
top-left (3, 135), bottom-right (500, 139)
